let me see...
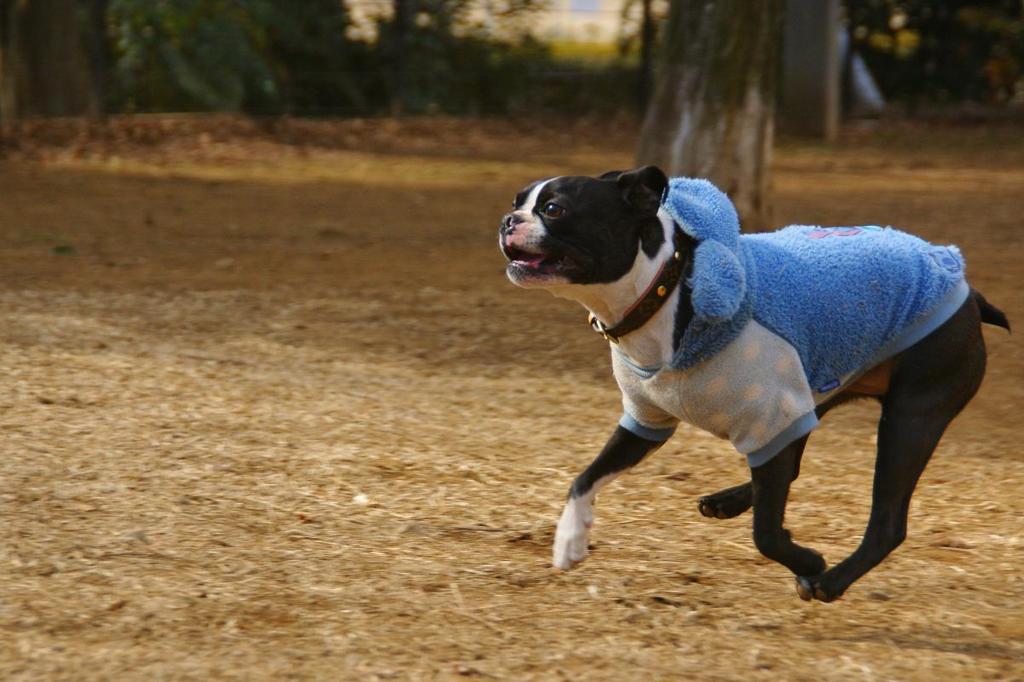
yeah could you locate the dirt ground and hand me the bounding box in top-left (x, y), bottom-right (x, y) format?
top-left (1, 117), bottom-right (1022, 680)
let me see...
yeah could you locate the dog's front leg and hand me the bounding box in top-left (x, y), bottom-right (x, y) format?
top-left (699, 436), bottom-right (808, 519)
top-left (553, 426), bottom-right (663, 570)
top-left (750, 436), bottom-right (827, 579)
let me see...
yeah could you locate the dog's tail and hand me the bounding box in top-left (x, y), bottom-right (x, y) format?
top-left (973, 289), bottom-right (1010, 332)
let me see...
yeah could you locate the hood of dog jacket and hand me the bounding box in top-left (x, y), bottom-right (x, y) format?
top-left (615, 177), bottom-right (970, 466)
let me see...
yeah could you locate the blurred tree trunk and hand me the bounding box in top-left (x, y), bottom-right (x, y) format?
top-left (81, 0), bottom-right (111, 118)
top-left (0, 0), bottom-right (14, 125)
top-left (636, 0), bottom-right (783, 231)
top-left (391, 0), bottom-right (410, 115)
top-left (0, 0), bottom-right (99, 122)
top-left (637, 0), bottom-right (654, 110)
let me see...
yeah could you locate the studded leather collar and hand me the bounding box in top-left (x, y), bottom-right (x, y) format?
top-left (588, 226), bottom-right (691, 344)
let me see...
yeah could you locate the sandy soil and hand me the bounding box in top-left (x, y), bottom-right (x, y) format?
top-left (1, 117), bottom-right (1022, 680)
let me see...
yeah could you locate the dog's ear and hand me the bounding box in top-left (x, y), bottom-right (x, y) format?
top-left (617, 166), bottom-right (668, 213)
top-left (598, 169), bottom-right (626, 180)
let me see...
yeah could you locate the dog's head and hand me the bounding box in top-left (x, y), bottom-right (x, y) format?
top-left (498, 166), bottom-right (669, 291)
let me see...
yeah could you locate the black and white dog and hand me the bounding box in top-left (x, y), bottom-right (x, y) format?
top-left (498, 166), bottom-right (1009, 602)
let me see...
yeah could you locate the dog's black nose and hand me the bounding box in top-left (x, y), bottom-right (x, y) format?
top-left (501, 213), bottom-right (521, 235)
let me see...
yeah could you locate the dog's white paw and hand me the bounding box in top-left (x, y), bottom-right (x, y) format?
top-left (553, 497), bottom-right (593, 570)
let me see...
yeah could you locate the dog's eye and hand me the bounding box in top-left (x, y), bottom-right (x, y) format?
top-left (541, 202), bottom-right (566, 219)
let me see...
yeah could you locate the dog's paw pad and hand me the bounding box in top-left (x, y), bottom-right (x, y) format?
top-left (795, 576), bottom-right (815, 601)
top-left (794, 574), bottom-right (838, 603)
top-left (696, 498), bottom-right (741, 520)
top-left (696, 486), bottom-right (752, 520)
top-left (698, 497), bottom-right (735, 519)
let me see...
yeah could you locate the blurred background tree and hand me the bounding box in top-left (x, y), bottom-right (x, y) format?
top-left (107, 0), bottom-right (278, 113)
top-left (636, 0), bottom-right (783, 231)
top-left (2, 0), bottom-right (1019, 123)
top-left (0, 0), bottom-right (100, 120)
top-left (846, 0), bottom-right (1023, 112)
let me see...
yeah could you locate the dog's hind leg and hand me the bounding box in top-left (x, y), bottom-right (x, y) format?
top-left (749, 436), bottom-right (828, 577)
top-left (795, 299), bottom-right (987, 602)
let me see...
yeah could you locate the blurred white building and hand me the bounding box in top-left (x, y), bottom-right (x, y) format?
top-left (539, 0), bottom-right (625, 43)
top-left (345, 0), bottom-right (635, 44)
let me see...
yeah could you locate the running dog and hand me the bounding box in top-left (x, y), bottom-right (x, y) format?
top-left (498, 166), bottom-right (1009, 602)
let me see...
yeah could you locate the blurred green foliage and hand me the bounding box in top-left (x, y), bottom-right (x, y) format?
top-left (96, 0), bottom-right (1023, 116)
top-left (847, 0), bottom-right (1023, 105)
top-left (102, 0), bottom-right (638, 116)
top-left (109, 0), bottom-right (278, 112)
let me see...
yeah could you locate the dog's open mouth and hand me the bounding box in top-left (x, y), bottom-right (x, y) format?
top-left (506, 246), bottom-right (568, 272)
top-left (502, 243), bottom-right (578, 277)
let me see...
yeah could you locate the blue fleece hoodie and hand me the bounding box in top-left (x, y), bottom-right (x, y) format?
top-left (614, 178), bottom-right (969, 466)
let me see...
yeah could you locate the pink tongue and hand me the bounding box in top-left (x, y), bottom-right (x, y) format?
top-left (523, 255), bottom-right (546, 268)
